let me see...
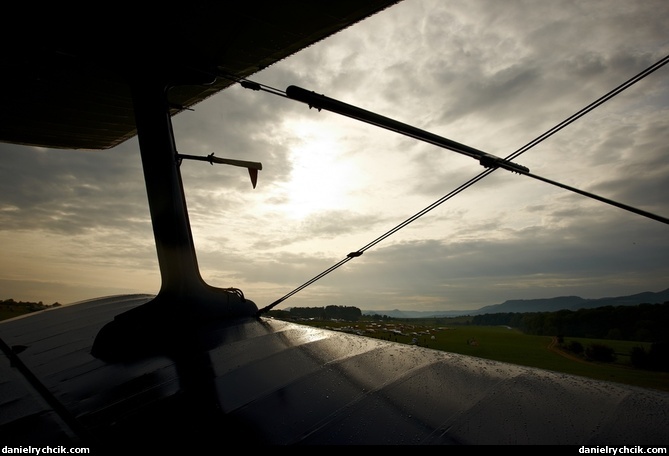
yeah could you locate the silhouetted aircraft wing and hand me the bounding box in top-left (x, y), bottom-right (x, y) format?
top-left (2, 295), bottom-right (668, 449)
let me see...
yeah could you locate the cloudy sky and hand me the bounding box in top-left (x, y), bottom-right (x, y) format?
top-left (1, 0), bottom-right (668, 312)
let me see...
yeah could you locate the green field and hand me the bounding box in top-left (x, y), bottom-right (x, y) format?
top-left (293, 319), bottom-right (669, 392)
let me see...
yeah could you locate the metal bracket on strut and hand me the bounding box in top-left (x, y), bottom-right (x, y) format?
top-left (177, 153), bottom-right (263, 188)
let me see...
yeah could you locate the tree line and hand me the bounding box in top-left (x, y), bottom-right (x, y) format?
top-left (0, 298), bottom-right (61, 321)
top-left (270, 305), bottom-right (362, 321)
top-left (470, 302), bottom-right (668, 342)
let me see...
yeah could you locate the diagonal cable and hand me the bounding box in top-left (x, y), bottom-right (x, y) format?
top-left (252, 54), bottom-right (669, 315)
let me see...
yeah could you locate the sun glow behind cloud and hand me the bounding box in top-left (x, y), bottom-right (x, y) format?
top-left (279, 119), bottom-right (362, 219)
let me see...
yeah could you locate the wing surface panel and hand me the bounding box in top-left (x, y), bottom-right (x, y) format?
top-left (1, 295), bottom-right (668, 447)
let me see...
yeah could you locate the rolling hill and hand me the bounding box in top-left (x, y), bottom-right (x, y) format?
top-left (362, 288), bottom-right (669, 318)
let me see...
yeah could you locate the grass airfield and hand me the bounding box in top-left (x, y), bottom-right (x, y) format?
top-left (292, 318), bottom-right (668, 392)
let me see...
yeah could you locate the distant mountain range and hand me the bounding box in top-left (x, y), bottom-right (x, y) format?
top-left (362, 288), bottom-right (669, 318)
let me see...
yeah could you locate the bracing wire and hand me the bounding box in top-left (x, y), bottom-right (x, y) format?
top-left (253, 54), bottom-right (669, 315)
top-left (506, 54), bottom-right (669, 163)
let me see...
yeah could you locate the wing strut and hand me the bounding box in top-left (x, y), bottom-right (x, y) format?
top-left (285, 85), bottom-right (529, 174)
top-left (283, 85), bottom-right (668, 226)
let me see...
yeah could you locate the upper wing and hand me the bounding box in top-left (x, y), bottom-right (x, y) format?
top-left (0, 1), bottom-right (401, 150)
